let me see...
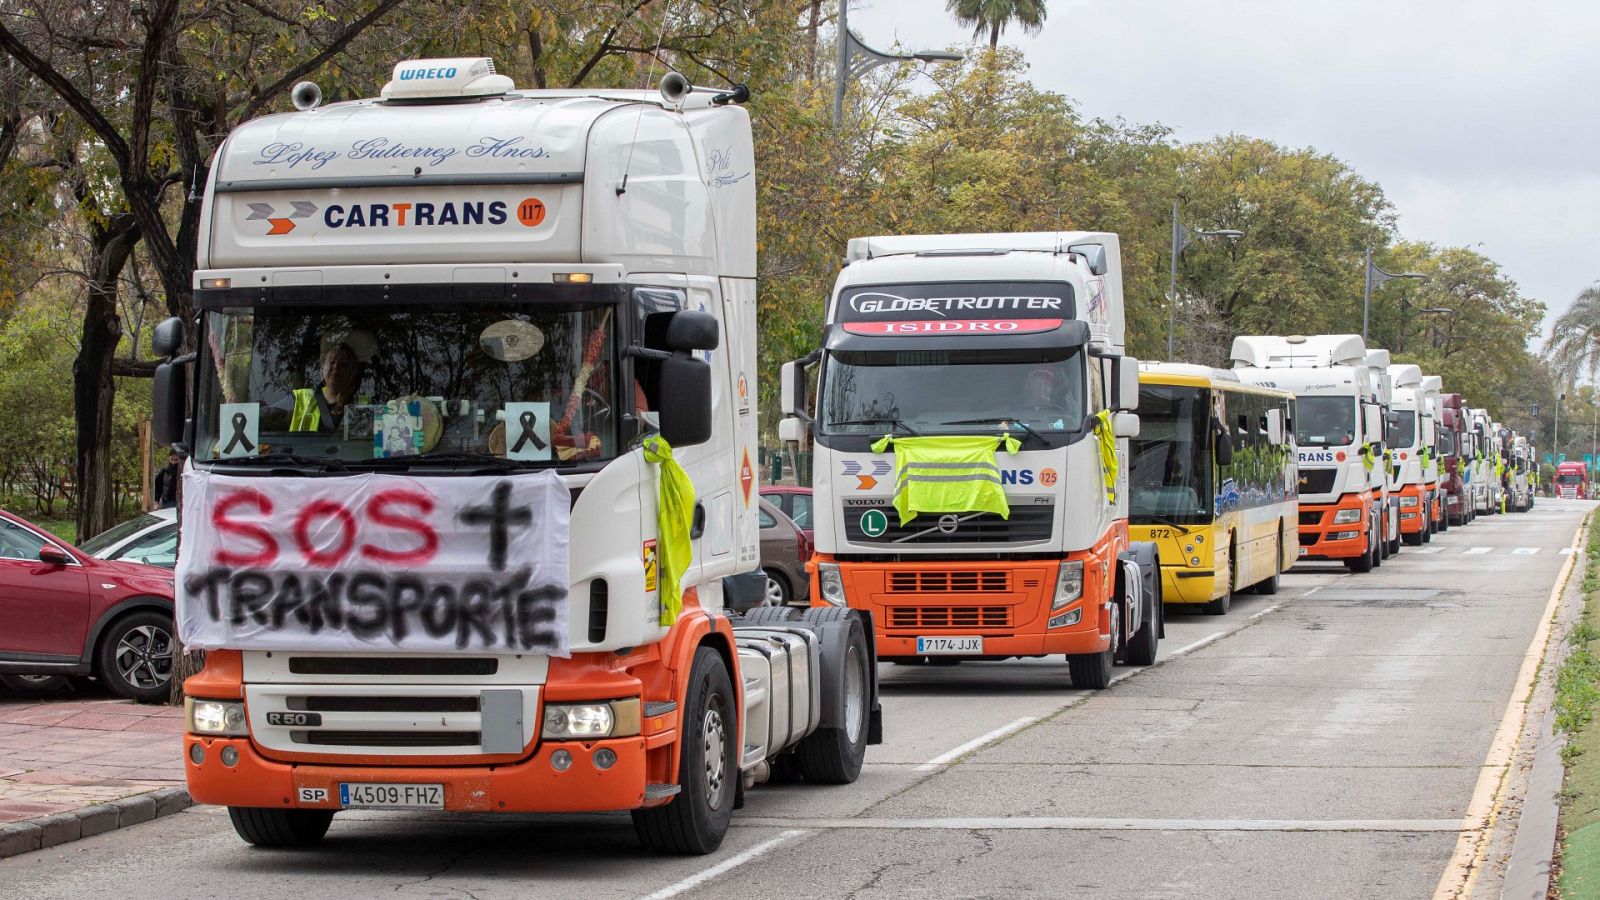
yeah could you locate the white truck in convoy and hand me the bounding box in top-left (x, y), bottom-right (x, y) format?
top-left (1420, 375), bottom-right (1446, 533)
top-left (780, 232), bottom-right (1163, 689)
top-left (1232, 334), bottom-right (1388, 572)
top-left (1506, 431), bottom-right (1535, 512)
top-left (1467, 407), bottom-right (1498, 515)
top-left (148, 58), bottom-right (880, 855)
top-left (1363, 349), bottom-right (1402, 557)
top-left (1387, 364), bottom-right (1437, 544)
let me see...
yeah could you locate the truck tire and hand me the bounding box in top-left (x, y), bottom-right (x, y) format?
top-left (739, 606), bottom-right (800, 625)
top-left (794, 614), bottom-right (871, 784)
top-left (1346, 521), bottom-right (1374, 573)
top-left (1068, 602), bottom-right (1117, 689)
top-left (227, 807), bottom-right (334, 847)
top-left (1123, 569), bottom-right (1161, 667)
top-left (632, 647), bottom-right (737, 855)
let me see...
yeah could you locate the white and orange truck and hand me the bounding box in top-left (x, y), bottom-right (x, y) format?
top-left (1232, 334), bottom-right (1387, 572)
top-left (779, 232), bottom-right (1163, 689)
top-left (148, 59), bottom-right (879, 854)
top-left (1387, 364), bottom-right (1435, 545)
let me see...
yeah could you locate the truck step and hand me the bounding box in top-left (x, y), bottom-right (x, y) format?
top-left (644, 783), bottom-right (681, 801)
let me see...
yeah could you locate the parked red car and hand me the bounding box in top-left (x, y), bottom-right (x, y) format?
top-left (0, 510), bottom-right (176, 702)
top-left (760, 485), bottom-right (814, 538)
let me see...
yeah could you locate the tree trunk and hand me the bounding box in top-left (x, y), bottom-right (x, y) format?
top-left (807, 1), bottom-right (822, 81)
top-left (74, 217), bottom-right (139, 542)
top-left (989, 20), bottom-right (1000, 51)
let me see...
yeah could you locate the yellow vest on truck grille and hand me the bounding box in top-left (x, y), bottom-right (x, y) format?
top-left (870, 434), bottom-right (1021, 525)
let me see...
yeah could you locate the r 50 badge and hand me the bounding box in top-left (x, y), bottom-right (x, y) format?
top-left (267, 711), bottom-right (322, 727)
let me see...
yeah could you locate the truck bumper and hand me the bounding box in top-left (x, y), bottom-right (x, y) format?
top-left (184, 733), bottom-right (651, 813)
top-left (1296, 495), bottom-right (1369, 561)
top-left (1397, 485), bottom-right (1427, 534)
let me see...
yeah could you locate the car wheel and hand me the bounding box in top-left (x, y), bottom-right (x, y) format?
top-left (0, 673), bottom-right (71, 695)
top-left (761, 568), bottom-right (792, 607)
top-left (96, 611), bottom-right (175, 703)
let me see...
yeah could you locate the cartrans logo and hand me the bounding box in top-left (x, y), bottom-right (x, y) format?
top-left (245, 200), bottom-right (317, 235)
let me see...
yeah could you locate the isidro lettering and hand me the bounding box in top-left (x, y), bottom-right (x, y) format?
top-left (182, 567), bottom-right (562, 652)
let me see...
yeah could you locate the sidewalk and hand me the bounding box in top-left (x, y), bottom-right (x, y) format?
top-left (0, 689), bottom-right (188, 856)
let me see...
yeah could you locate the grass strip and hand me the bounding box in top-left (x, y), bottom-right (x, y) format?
top-left (1557, 517), bottom-right (1600, 897)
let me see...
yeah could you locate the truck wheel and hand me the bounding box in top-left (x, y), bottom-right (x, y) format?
top-left (739, 606), bottom-right (800, 625)
top-left (227, 807), bottom-right (334, 847)
top-left (632, 647), bottom-right (737, 855)
top-left (1346, 522), bottom-right (1375, 573)
top-left (1068, 602), bottom-right (1117, 689)
top-left (1123, 568), bottom-right (1161, 667)
top-left (795, 615), bottom-right (870, 784)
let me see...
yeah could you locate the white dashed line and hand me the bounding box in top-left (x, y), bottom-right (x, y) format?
top-left (1413, 547), bottom-right (1445, 554)
top-left (1463, 547), bottom-right (1493, 555)
top-left (1170, 631), bottom-right (1228, 656)
top-left (641, 829), bottom-right (809, 899)
top-left (1512, 547), bottom-right (1541, 555)
top-left (916, 717), bottom-right (1039, 772)
top-left (1248, 604), bottom-right (1282, 620)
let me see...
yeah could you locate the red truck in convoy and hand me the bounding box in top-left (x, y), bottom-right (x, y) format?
top-left (1555, 461), bottom-right (1589, 499)
top-left (1439, 393), bottom-right (1472, 525)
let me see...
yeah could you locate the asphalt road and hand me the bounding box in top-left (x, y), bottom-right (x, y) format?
top-left (5, 500), bottom-right (1589, 899)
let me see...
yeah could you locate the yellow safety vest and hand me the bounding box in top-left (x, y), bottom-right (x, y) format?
top-left (870, 434), bottom-right (1021, 525)
top-left (290, 388), bottom-right (320, 431)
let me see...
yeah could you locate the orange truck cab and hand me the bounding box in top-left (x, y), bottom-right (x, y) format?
top-left (779, 232), bottom-right (1163, 690)
top-left (148, 59), bottom-right (880, 855)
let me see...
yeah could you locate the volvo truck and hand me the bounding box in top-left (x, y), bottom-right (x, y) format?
top-left (1232, 334), bottom-right (1386, 572)
top-left (780, 232), bottom-right (1163, 690)
top-left (149, 59), bottom-right (880, 855)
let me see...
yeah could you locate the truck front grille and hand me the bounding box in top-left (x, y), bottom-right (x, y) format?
top-left (888, 570), bottom-right (1010, 593)
top-left (1299, 510), bottom-right (1323, 527)
top-left (244, 683), bottom-right (536, 757)
top-left (286, 657), bottom-right (498, 677)
top-left (843, 503), bottom-right (1053, 544)
top-left (292, 730), bottom-right (480, 748)
top-left (888, 606), bottom-right (1012, 630)
top-left (1298, 469), bottom-right (1337, 494)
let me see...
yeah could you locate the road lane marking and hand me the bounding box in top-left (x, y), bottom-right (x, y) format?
top-left (1433, 512), bottom-right (1589, 900)
top-left (731, 816), bottom-right (1462, 833)
top-left (1247, 604), bottom-right (1281, 620)
top-left (1463, 547), bottom-right (1493, 555)
top-left (1170, 631), bottom-right (1227, 656)
top-left (1512, 547), bottom-right (1540, 555)
top-left (1561, 547), bottom-right (1579, 555)
top-left (640, 829), bottom-right (809, 899)
top-left (916, 717), bottom-right (1039, 772)
top-left (1414, 547), bottom-right (1445, 554)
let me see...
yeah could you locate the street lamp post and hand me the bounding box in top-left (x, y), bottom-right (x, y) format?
top-left (1166, 200), bottom-right (1244, 360)
top-left (833, 3), bottom-right (961, 125)
top-left (1555, 390), bottom-right (1564, 460)
top-left (1362, 247), bottom-right (1427, 343)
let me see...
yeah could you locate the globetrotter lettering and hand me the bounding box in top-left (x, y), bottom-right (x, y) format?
top-left (849, 292), bottom-right (1063, 317)
top-left (176, 471), bottom-right (571, 655)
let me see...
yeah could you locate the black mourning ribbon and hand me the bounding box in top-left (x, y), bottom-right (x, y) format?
top-left (511, 411), bottom-right (548, 453)
top-left (223, 412), bottom-right (256, 454)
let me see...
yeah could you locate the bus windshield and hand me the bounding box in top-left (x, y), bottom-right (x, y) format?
top-left (1130, 385), bottom-right (1212, 524)
top-left (1296, 396), bottom-right (1356, 447)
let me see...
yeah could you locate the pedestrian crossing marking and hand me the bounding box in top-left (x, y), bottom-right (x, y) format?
top-left (1512, 547), bottom-right (1540, 555)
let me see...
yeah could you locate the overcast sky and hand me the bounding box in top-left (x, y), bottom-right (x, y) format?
top-left (848, 0), bottom-right (1599, 336)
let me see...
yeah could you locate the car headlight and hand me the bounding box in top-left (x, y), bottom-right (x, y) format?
top-left (818, 562), bottom-right (846, 607)
top-left (1398, 495), bottom-right (1419, 508)
top-left (1332, 508), bottom-right (1362, 525)
top-left (1052, 561), bottom-right (1084, 610)
top-left (541, 698), bottom-right (641, 740)
top-left (186, 698), bottom-right (248, 736)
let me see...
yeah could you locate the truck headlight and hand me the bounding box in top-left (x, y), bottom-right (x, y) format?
top-left (1332, 508), bottom-right (1362, 525)
top-left (818, 562), bottom-right (846, 606)
top-left (1052, 561), bottom-right (1084, 610)
top-left (186, 698), bottom-right (248, 736)
top-left (541, 698), bottom-right (641, 740)
top-left (1398, 495), bottom-right (1419, 508)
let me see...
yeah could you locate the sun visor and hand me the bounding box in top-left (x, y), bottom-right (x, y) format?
top-left (825, 318), bottom-right (1089, 353)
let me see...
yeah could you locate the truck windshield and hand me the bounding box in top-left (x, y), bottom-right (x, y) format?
top-left (1557, 473), bottom-right (1586, 484)
top-left (1391, 411), bottom-right (1417, 448)
top-left (819, 346), bottom-right (1085, 440)
top-left (194, 294), bottom-right (623, 468)
top-left (1296, 396), bottom-right (1356, 447)
top-left (1130, 385), bottom-right (1212, 524)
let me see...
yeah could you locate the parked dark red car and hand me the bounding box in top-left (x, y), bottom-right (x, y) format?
top-left (0, 510), bottom-right (176, 702)
top-left (760, 485), bottom-right (813, 539)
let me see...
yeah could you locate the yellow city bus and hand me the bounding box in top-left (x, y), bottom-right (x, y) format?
top-left (1129, 363), bottom-right (1298, 615)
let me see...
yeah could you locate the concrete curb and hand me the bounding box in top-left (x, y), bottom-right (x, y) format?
top-left (0, 787), bottom-right (191, 859)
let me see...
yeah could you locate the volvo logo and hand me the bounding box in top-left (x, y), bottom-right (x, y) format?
top-left (937, 514), bottom-right (961, 534)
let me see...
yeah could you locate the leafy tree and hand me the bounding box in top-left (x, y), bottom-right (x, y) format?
top-left (946, 0), bottom-right (1048, 51)
top-left (1545, 286), bottom-right (1600, 386)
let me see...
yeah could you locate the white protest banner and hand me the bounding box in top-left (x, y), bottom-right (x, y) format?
top-left (176, 470), bottom-right (570, 655)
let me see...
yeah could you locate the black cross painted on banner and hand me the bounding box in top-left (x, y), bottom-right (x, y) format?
top-left (223, 412), bottom-right (256, 454)
top-left (459, 482), bottom-right (533, 571)
top-left (511, 411), bottom-right (548, 453)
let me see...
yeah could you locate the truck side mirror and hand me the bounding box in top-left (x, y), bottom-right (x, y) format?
top-left (152, 361), bottom-right (188, 448)
top-left (663, 310), bottom-right (719, 352)
top-left (1115, 356), bottom-right (1140, 412)
top-left (151, 316), bottom-right (184, 358)
top-left (781, 361), bottom-right (801, 417)
top-left (1112, 411), bottom-right (1140, 439)
top-left (657, 354), bottom-right (711, 446)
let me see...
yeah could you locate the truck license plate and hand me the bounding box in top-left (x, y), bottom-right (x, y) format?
top-left (339, 783), bottom-right (444, 809)
top-left (1298, 547), bottom-right (1308, 557)
top-left (917, 636), bottom-right (982, 655)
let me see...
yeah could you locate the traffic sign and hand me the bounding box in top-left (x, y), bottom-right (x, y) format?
top-left (1558, 453), bottom-right (1567, 464)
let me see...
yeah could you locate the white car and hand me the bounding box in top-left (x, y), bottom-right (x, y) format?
top-left (78, 508), bottom-right (178, 568)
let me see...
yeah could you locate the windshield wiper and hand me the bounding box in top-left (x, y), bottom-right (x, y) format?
top-left (941, 417), bottom-right (1046, 446)
top-left (209, 453), bottom-right (347, 472)
top-left (1134, 514), bottom-right (1193, 535)
top-left (829, 416), bottom-right (921, 436)
top-left (357, 452), bottom-right (520, 472)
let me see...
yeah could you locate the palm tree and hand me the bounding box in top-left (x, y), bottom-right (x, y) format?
top-left (1545, 286), bottom-right (1600, 384)
top-left (946, 0), bottom-right (1049, 51)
